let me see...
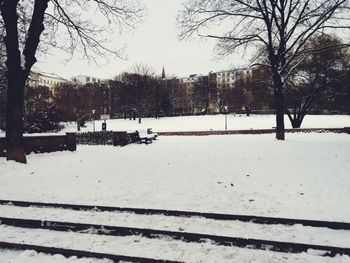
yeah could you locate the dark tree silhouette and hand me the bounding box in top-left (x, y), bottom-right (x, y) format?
top-left (0, 0), bottom-right (144, 163)
top-left (178, 0), bottom-right (350, 140)
top-left (116, 64), bottom-right (159, 124)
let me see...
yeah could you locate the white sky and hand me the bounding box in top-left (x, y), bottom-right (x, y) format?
top-left (35, 0), bottom-right (248, 80)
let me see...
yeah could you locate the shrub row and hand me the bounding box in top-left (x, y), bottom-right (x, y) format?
top-left (76, 131), bottom-right (114, 145)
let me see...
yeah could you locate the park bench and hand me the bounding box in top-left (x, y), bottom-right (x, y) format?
top-left (113, 129), bottom-right (158, 146)
top-left (129, 130), bottom-right (157, 145)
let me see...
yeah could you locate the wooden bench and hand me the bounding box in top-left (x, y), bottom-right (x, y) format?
top-left (128, 130), bottom-right (157, 145)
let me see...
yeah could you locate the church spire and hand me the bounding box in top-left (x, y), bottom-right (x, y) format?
top-left (162, 66), bottom-right (166, 79)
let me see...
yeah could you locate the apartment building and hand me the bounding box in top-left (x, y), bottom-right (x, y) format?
top-left (27, 71), bottom-right (68, 89)
top-left (215, 68), bottom-right (253, 89)
top-left (71, 75), bottom-right (106, 86)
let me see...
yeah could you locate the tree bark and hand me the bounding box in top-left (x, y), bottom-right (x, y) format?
top-left (275, 90), bottom-right (285, 140)
top-left (1, 0), bottom-right (49, 163)
top-left (5, 75), bottom-right (27, 163)
top-left (1, 0), bottom-right (27, 163)
top-left (291, 119), bottom-right (302, 128)
top-left (6, 71), bottom-right (27, 163)
top-left (273, 77), bottom-right (285, 140)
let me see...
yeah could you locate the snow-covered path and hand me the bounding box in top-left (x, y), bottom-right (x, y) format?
top-left (0, 204), bottom-right (350, 247)
top-left (1, 224), bottom-right (349, 263)
top-left (0, 203), bottom-right (350, 263)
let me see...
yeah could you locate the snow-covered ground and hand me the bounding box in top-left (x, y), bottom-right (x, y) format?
top-left (1, 133), bottom-right (349, 220)
top-left (61, 114), bottom-right (350, 133)
top-left (2, 233), bottom-right (349, 263)
top-left (1, 204), bottom-right (350, 247)
top-left (1, 117), bottom-right (350, 262)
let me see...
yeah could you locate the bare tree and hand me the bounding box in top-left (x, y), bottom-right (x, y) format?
top-left (178, 0), bottom-right (350, 140)
top-left (116, 64), bottom-right (159, 124)
top-left (0, 0), bottom-right (144, 163)
top-left (285, 35), bottom-right (350, 128)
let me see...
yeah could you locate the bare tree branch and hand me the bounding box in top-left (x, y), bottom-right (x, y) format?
top-left (0, 0), bottom-right (145, 163)
top-left (177, 0), bottom-right (350, 139)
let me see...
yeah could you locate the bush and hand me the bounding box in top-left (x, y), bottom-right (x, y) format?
top-left (24, 105), bottom-right (63, 133)
top-left (76, 131), bottom-right (113, 145)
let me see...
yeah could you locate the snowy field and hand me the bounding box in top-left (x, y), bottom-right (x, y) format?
top-left (1, 133), bottom-right (349, 220)
top-left (61, 114), bottom-right (350, 133)
top-left (1, 116), bottom-right (350, 262)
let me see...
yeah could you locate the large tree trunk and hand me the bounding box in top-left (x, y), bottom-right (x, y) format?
top-left (6, 71), bottom-right (27, 163)
top-left (273, 78), bottom-right (285, 140)
top-left (1, 0), bottom-right (49, 163)
top-left (1, 0), bottom-right (27, 163)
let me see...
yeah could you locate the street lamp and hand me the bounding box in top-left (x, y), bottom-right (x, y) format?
top-left (224, 106), bottom-right (228, 130)
top-left (92, 109), bottom-right (96, 132)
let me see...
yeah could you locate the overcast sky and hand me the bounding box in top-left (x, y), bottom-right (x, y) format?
top-left (35, 0), bottom-right (247, 80)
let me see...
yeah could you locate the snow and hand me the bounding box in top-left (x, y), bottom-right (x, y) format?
top-left (1, 205), bottom-right (350, 247)
top-left (20, 53), bottom-right (26, 70)
top-left (1, 114), bottom-right (349, 136)
top-left (0, 250), bottom-right (114, 263)
top-left (0, 226), bottom-right (349, 263)
top-left (0, 116), bottom-right (350, 262)
top-left (0, 133), bottom-right (349, 221)
top-left (61, 114), bottom-right (350, 133)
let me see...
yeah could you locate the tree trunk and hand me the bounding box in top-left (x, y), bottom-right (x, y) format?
top-left (246, 106), bottom-right (251, 116)
top-left (291, 114), bottom-right (306, 128)
top-left (275, 88), bottom-right (285, 140)
top-left (291, 119), bottom-right (302, 128)
top-left (6, 75), bottom-right (27, 163)
top-left (286, 106), bottom-right (307, 129)
top-left (1, 0), bottom-right (27, 163)
top-left (1, 0), bottom-right (49, 163)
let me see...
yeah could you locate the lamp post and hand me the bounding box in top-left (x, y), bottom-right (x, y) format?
top-left (92, 109), bottom-right (96, 132)
top-left (224, 106), bottom-right (228, 130)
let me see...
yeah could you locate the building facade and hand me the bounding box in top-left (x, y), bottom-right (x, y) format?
top-left (71, 75), bottom-right (107, 86)
top-left (27, 71), bottom-right (68, 89)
